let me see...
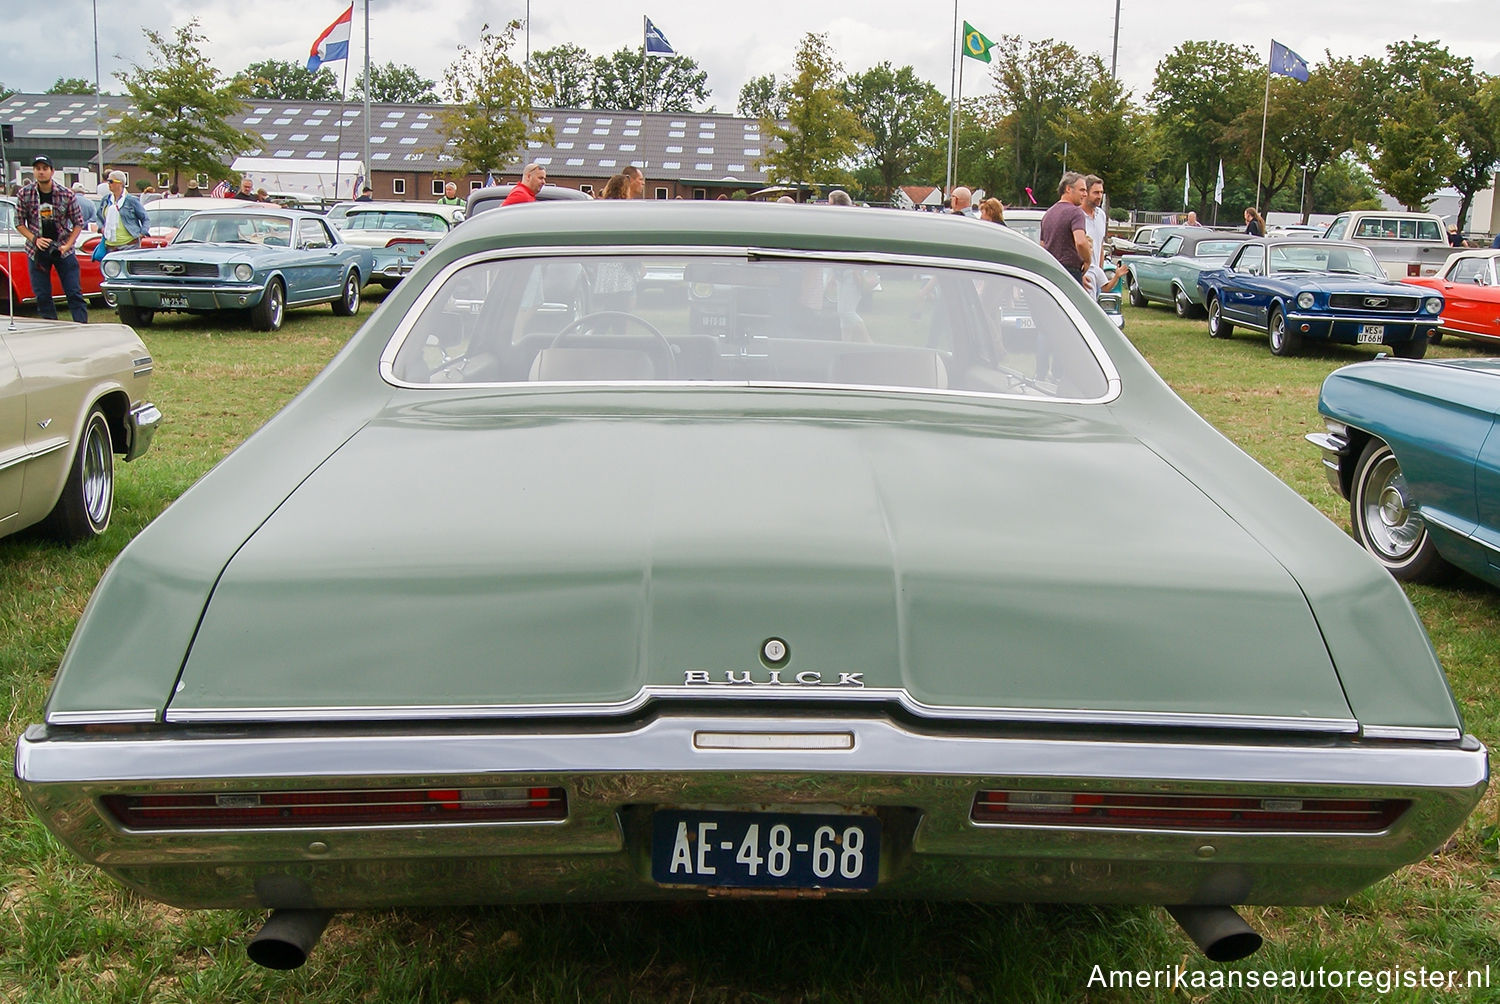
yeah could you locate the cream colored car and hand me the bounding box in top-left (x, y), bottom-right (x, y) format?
top-left (1, 318), bottom-right (160, 543)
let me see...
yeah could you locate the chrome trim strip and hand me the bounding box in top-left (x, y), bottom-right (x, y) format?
top-left (158, 684), bottom-right (1362, 734)
top-left (1421, 511), bottom-right (1500, 558)
top-left (102, 281), bottom-right (252, 294)
top-left (0, 437), bottom-right (69, 473)
top-left (375, 244), bottom-right (1123, 406)
top-left (16, 716), bottom-right (1486, 788)
top-left (47, 708), bottom-right (159, 725)
top-left (124, 403), bottom-right (162, 463)
top-left (1360, 725), bottom-right (1464, 742)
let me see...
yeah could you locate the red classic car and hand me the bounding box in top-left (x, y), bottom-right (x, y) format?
top-left (1, 196), bottom-right (108, 310)
top-left (1404, 249), bottom-right (1500, 346)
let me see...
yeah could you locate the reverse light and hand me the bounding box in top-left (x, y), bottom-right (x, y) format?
top-left (102, 786), bottom-right (566, 830)
top-left (972, 789), bottom-right (1407, 832)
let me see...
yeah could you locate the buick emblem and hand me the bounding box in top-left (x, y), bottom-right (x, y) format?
top-left (1364, 296), bottom-right (1387, 308)
top-left (161, 263), bottom-right (184, 274)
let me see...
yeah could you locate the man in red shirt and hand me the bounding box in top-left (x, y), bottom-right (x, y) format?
top-left (500, 163), bottom-right (547, 206)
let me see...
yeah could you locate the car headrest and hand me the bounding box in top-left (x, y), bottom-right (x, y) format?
top-left (529, 347), bottom-right (656, 382)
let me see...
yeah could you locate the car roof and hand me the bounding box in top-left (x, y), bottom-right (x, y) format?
top-left (464, 184), bottom-right (593, 217)
top-left (145, 197), bottom-right (232, 210)
top-left (439, 200), bottom-right (1059, 273)
top-left (345, 201), bottom-right (455, 212)
top-left (174, 205), bottom-right (321, 220)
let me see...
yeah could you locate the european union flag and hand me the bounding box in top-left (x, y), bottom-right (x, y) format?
top-left (1270, 40), bottom-right (1309, 82)
top-left (645, 18), bottom-right (675, 56)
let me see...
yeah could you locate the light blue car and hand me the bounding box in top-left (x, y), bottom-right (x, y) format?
top-left (101, 206), bottom-right (373, 331)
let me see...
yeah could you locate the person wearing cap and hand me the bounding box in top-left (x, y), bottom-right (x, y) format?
top-left (355, 184), bottom-right (374, 202)
top-left (70, 182), bottom-right (99, 228)
top-left (99, 170), bottom-right (149, 254)
top-left (15, 155), bottom-right (89, 322)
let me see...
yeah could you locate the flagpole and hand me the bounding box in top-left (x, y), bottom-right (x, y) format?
top-left (1256, 40), bottom-right (1271, 215)
top-left (362, 0), bottom-right (371, 190)
top-left (944, 0), bottom-right (957, 196)
top-left (954, 45), bottom-right (964, 192)
top-left (641, 16), bottom-right (647, 113)
top-left (92, 0), bottom-right (104, 183)
top-left (334, 47), bottom-right (349, 202)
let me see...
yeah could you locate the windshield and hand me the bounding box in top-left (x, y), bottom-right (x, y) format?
top-left (174, 213), bottom-right (292, 246)
top-left (344, 211), bottom-right (450, 233)
top-left (146, 206), bottom-right (201, 229)
top-left (1008, 219), bottom-right (1042, 244)
top-left (388, 254), bottom-right (1110, 400)
top-left (1269, 243), bottom-right (1383, 277)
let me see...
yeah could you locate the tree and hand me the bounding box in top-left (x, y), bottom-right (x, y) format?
top-left (1260, 56), bottom-right (1372, 221)
top-left (529, 44), bottom-right (593, 108)
top-left (436, 20), bottom-right (551, 177)
top-left (738, 74), bottom-right (786, 119)
top-left (112, 20), bottom-right (258, 191)
top-left (48, 77), bottom-right (96, 95)
top-left (844, 63), bottom-right (948, 200)
top-left (234, 59), bottom-right (340, 101)
top-left (1149, 40), bottom-right (1262, 214)
top-left (1370, 89), bottom-right (1460, 210)
top-left (0, 82), bottom-right (14, 101)
top-left (1364, 40), bottom-right (1475, 214)
top-left (989, 36), bottom-right (1103, 203)
top-left (1059, 73), bottom-right (1151, 207)
top-left (353, 62), bottom-right (439, 104)
top-left (757, 33), bottom-right (867, 194)
top-left (1312, 156), bottom-right (1382, 214)
top-left (590, 49), bottom-right (709, 112)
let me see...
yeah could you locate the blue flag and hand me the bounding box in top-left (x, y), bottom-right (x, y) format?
top-left (644, 18), bottom-right (675, 56)
top-left (1270, 40), bottom-right (1309, 82)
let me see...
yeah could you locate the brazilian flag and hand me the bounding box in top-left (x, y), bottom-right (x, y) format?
top-left (962, 22), bottom-right (994, 62)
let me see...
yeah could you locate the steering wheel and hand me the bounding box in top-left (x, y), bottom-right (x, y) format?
top-left (549, 310), bottom-right (677, 378)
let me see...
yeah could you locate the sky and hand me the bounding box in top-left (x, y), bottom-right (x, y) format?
top-left (5, 0), bottom-right (1500, 112)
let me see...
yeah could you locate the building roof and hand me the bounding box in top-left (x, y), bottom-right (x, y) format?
top-left (0, 93), bottom-right (778, 185)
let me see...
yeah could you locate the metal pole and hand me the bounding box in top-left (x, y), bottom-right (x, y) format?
top-left (525, 0), bottom-right (531, 67)
top-left (92, 0), bottom-right (104, 183)
top-left (1255, 43), bottom-right (1270, 214)
top-left (362, 0), bottom-right (371, 185)
top-left (944, 0), bottom-right (957, 196)
top-left (1110, 0), bottom-right (1122, 80)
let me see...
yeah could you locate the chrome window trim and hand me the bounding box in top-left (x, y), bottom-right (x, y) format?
top-left (376, 244), bottom-right (1123, 406)
top-left (48, 708), bottom-right (160, 726)
top-left (1360, 725), bottom-right (1467, 742)
top-left (155, 683), bottom-right (1360, 734)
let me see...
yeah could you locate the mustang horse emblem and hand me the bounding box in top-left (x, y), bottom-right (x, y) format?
top-left (1363, 296), bottom-right (1388, 308)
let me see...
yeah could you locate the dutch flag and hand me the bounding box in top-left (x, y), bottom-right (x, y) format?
top-left (307, 4), bottom-right (353, 72)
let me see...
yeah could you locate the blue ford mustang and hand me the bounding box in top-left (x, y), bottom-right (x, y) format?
top-left (101, 207), bottom-right (374, 331)
top-left (1197, 239), bottom-right (1443, 357)
top-left (1309, 356), bottom-right (1500, 588)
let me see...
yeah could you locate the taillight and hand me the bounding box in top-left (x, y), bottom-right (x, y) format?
top-left (385, 237), bottom-right (427, 248)
top-left (1407, 264), bottom-right (1420, 277)
top-left (102, 786), bottom-right (566, 830)
top-left (972, 789), bottom-right (1406, 832)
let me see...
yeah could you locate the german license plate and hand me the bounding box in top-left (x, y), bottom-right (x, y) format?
top-left (652, 810), bottom-right (879, 890)
top-left (1357, 324), bottom-right (1385, 343)
top-left (159, 294), bottom-right (189, 308)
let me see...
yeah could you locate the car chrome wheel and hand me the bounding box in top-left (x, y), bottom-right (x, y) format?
top-left (1350, 439), bottom-right (1448, 581)
top-left (41, 406), bottom-right (113, 543)
top-left (1128, 275), bottom-right (1147, 307)
top-left (1208, 298), bottom-right (1232, 338)
top-left (1173, 286), bottom-right (1193, 317)
top-left (1268, 307), bottom-right (1300, 357)
top-left (332, 271), bottom-right (360, 316)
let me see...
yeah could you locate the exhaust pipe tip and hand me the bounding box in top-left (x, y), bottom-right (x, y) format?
top-left (1166, 904), bottom-right (1263, 962)
top-left (247, 909), bottom-right (334, 970)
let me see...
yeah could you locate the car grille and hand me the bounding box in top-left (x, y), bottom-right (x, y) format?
top-left (1328, 293), bottom-right (1420, 312)
top-left (127, 261), bottom-right (221, 278)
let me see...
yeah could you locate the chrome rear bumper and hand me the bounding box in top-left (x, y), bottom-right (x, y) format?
top-left (16, 714), bottom-right (1487, 910)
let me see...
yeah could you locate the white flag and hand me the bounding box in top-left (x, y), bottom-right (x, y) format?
top-left (1214, 160), bottom-right (1224, 205)
top-left (1183, 162), bottom-right (1190, 209)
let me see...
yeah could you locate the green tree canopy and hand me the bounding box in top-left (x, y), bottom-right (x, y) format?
top-left (48, 77), bottom-right (96, 95)
top-left (529, 44), bottom-right (593, 108)
top-left (989, 36), bottom-right (1103, 204)
top-left (436, 20), bottom-right (551, 177)
top-left (757, 33), bottom-right (867, 194)
top-left (354, 62), bottom-right (439, 104)
top-left (112, 20), bottom-right (257, 190)
top-left (1150, 40), bottom-right (1261, 213)
top-left (1362, 40), bottom-right (1476, 213)
top-left (844, 62), bottom-right (948, 199)
top-left (1059, 73), bottom-right (1151, 207)
top-left (738, 74), bottom-right (786, 119)
top-left (233, 59), bottom-right (340, 101)
top-left (590, 49), bottom-right (709, 112)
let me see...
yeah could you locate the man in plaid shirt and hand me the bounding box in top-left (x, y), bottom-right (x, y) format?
top-left (15, 155), bottom-right (89, 322)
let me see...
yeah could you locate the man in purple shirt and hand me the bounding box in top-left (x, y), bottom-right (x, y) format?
top-left (1039, 171), bottom-right (1094, 289)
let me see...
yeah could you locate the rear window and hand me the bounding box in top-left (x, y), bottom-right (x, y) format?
top-left (1195, 240), bottom-right (1242, 258)
top-left (346, 211), bottom-right (450, 232)
top-left (387, 254), bottom-right (1111, 400)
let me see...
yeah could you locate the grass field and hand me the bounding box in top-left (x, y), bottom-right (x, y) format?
top-left (2, 297), bottom-right (1497, 1002)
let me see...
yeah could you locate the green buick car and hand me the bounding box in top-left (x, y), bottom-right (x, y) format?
top-left (16, 202), bottom-right (1487, 970)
